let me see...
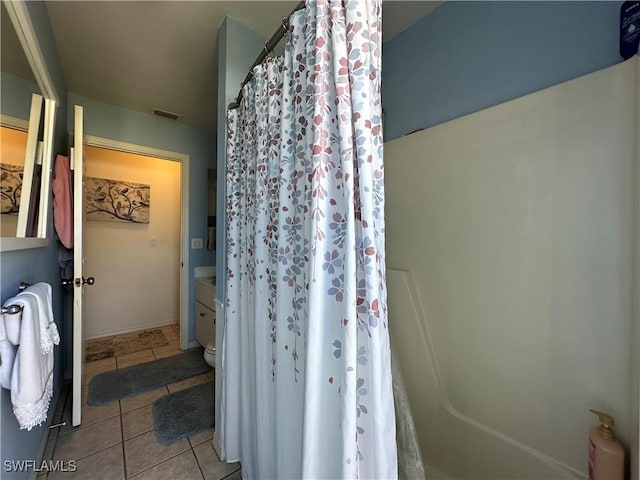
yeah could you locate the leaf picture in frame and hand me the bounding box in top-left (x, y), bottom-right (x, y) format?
top-left (86, 177), bottom-right (150, 224)
top-left (1, 163), bottom-right (23, 214)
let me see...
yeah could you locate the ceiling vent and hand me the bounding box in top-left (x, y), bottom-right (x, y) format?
top-left (153, 108), bottom-right (181, 120)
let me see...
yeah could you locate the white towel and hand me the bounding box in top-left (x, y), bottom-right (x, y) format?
top-left (0, 315), bottom-right (17, 389)
top-left (8, 293), bottom-right (55, 430)
top-left (20, 283), bottom-right (60, 354)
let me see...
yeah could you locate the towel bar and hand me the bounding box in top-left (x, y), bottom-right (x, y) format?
top-left (1, 281), bottom-right (32, 314)
top-left (1, 304), bottom-right (22, 315)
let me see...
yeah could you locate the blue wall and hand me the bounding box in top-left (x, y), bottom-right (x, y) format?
top-left (382, 1), bottom-right (623, 140)
top-left (1, 2), bottom-right (68, 478)
top-left (215, 17), bottom-right (268, 301)
top-left (67, 93), bottom-right (216, 344)
top-left (0, 73), bottom-right (40, 120)
top-left (0, 250), bottom-right (64, 480)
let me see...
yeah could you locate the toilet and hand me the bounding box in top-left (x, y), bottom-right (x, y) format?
top-left (204, 342), bottom-right (216, 367)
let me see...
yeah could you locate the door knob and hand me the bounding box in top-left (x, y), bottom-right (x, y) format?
top-left (74, 277), bottom-right (95, 287)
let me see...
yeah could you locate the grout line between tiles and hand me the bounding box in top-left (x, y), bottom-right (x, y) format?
top-left (122, 424), bottom-right (155, 443)
top-left (125, 446), bottom-right (190, 479)
top-left (221, 466), bottom-right (242, 480)
top-left (192, 448), bottom-right (206, 480)
top-left (70, 442), bottom-right (123, 465)
top-left (189, 448), bottom-right (207, 480)
top-left (192, 444), bottom-right (207, 479)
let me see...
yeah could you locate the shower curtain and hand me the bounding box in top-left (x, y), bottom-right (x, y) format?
top-left (220, 1), bottom-right (396, 478)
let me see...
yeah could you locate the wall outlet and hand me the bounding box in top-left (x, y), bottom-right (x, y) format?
top-left (149, 237), bottom-right (157, 247)
top-left (192, 238), bottom-right (203, 249)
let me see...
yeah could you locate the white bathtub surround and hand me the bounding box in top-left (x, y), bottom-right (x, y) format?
top-left (385, 57), bottom-right (639, 477)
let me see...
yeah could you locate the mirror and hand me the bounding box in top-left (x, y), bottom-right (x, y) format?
top-left (0, 0), bottom-right (57, 251)
top-left (1, 94), bottom-right (45, 238)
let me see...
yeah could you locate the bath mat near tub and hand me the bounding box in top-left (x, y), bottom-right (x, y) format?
top-left (87, 349), bottom-right (210, 405)
top-left (152, 382), bottom-right (214, 445)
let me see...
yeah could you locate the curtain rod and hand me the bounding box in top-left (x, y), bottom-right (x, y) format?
top-left (228, 1), bottom-right (305, 110)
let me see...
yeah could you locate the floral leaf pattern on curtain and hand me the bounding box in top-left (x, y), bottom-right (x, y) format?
top-left (222, 1), bottom-right (396, 478)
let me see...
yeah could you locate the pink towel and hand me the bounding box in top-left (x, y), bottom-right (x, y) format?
top-left (52, 154), bottom-right (73, 248)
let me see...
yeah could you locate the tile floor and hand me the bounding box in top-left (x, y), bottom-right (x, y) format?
top-left (85, 326), bottom-right (175, 362)
top-left (40, 325), bottom-right (241, 480)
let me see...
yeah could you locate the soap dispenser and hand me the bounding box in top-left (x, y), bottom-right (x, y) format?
top-left (588, 409), bottom-right (624, 480)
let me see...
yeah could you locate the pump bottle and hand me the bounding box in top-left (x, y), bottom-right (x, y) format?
top-left (588, 409), bottom-right (624, 480)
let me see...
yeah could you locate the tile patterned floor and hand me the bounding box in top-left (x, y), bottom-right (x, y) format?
top-left (85, 327), bottom-right (177, 362)
top-left (40, 326), bottom-right (241, 480)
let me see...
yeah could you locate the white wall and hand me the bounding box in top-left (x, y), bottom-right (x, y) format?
top-left (385, 57), bottom-right (638, 478)
top-left (84, 145), bottom-right (181, 338)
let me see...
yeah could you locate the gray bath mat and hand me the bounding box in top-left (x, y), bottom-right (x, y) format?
top-left (88, 349), bottom-right (210, 405)
top-left (152, 382), bottom-right (214, 445)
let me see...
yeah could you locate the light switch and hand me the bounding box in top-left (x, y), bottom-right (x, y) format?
top-left (192, 238), bottom-right (203, 249)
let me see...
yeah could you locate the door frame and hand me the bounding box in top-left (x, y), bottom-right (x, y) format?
top-left (83, 135), bottom-right (191, 350)
top-left (633, 54), bottom-right (640, 480)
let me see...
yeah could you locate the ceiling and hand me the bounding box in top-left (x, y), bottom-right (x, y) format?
top-left (6, 2), bottom-right (441, 132)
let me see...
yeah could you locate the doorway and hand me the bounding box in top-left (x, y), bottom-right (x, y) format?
top-left (83, 135), bottom-right (190, 351)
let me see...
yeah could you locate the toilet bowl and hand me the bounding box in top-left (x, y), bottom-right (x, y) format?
top-left (204, 342), bottom-right (216, 368)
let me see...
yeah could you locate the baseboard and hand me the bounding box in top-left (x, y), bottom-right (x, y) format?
top-left (86, 319), bottom-right (179, 340)
top-left (187, 340), bottom-right (201, 349)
